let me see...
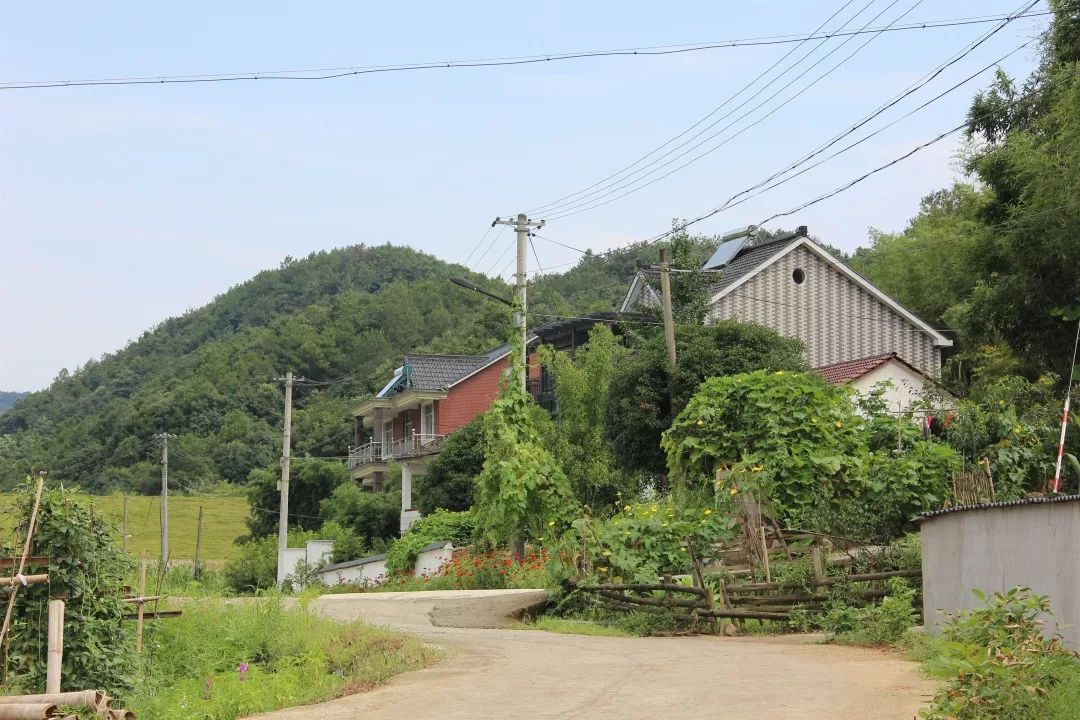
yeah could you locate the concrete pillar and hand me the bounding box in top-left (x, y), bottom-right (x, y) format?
top-left (401, 463), bottom-right (413, 511)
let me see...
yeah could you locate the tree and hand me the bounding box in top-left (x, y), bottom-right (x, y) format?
top-left (319, 482), bottom-right (401, 544)
top-left (415, 417), bottom-right (484, 514)
top-left (605, 321), bottom-right (807, 478)
top-left (662, 370), bottom-right (865, 521)
top-left (473, 324), bottom-right (577, 546)
top-left (539, 325), bottom-right (634, 509)
top-left (245, 459), bottom-right (347, 537)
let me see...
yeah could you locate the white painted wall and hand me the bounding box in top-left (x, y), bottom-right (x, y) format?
top-left (415, 543), bottom-right (454, 577)
top-left (319, 558), bottom-right (389, 587)
top-left (850, 359), bottom-right (930, 411)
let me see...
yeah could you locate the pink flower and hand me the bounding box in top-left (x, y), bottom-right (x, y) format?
top-left (238, 662), bottom-right (250, 680)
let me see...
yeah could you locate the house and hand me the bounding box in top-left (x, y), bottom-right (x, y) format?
top-left (348, 312), bottom-right (648, 533)
top-left (620, 225), bottom-right (952, 381)
top-left (816, 352), bottom-right (950, 411)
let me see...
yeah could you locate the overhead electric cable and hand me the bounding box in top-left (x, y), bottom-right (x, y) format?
top-left (543, 0), bottom-right (928, 221)
top-left (0, 9), bottom-right (1050, 91)
top-left (526, 0), bottom-right (863, 215)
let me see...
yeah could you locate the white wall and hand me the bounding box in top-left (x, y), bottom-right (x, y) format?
top-left (319, 558), bottom-right (389, 587)
top-left (850, 359), bottom-right (931, 411)
top-left (415, 543), bottom-right (454, 577)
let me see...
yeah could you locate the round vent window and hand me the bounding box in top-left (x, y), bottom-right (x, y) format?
top-left (792, 268), bottom-right (806, 285)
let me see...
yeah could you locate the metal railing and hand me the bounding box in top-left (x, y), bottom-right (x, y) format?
top-left (347, 433), bottom-right (447, 469)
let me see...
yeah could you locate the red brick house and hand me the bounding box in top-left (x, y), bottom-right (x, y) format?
top-left (348, 312), bottom-right (648, 532)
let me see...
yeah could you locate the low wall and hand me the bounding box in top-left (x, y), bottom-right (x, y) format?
top-left (318, 541), bottom-right (454, 587)
top-left (921, 497), bottom-right (1080, 649)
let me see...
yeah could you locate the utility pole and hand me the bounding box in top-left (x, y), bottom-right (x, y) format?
top-left (278, 371), bottom-right (294, 552)
top-left (494, 213), bottom-right (544, 392)
top-left (659, 246), bottom-right (677, 366)
top-left (153, 432), bottom-right (174, 566)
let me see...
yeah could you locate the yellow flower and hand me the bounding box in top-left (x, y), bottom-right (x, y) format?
top-left (751, 464), bottom-right (763, 472)
top-left (703, 508), bottom-right (713, 515)
top-left (835, 421), bottom-right (843, 428)
top-left (1014, 424), bottom-right (1022, 434)
top-left (775, 370), bottom-right (785, 376)
top-left (998, 400), bottom-right (1006, 406)
top-left (661, 522), bottom-right (668, 527)
top-left (811, 417), bottom-right (817, 424)
top-left (601, 549), bottom-right (612, 557)
top-left (680, 547), bottom-right (688, 552)
top-left (548, 520), bottom-right (556, 527)
top-left (696, 419), bottom-right (705, 426)
top-left (537, 536), bottom-right (544, 541)
top-left (597, 565), bottom-right (607, 571)
top-left (624, 505), bottom-right (632, 512)
top-left (730, 487), bottom-right (738, 495)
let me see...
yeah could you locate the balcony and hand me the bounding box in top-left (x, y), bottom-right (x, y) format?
top-left (348, 433), bottom-right (447, 470)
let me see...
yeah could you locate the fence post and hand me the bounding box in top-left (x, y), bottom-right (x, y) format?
top-left (46, 599), bottom-right (64, 693)
top-left (812, 545), bottom-right (826, 597)
top-left (136, 551), bottom-right (147, 654)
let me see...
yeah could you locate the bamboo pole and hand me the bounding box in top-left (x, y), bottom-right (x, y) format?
top-left (0, 704), bottom-right (57, 720)
top-left (592, 589), bottom-right (706, 610)
top-left (577, 582), bottom-right (707, 597)
top-left (811, 545), bottom-right (826, 598)
top-left (0, 691), bottom-right (102, 707)
top-left (135, 551), bottom-right (147, 655)
top-left (0, 574), bottom-right (49, 587)
top-left (46, 600), bottom-right (64, 693)
top-left (697, 608), bottom-right (790, 621)
top-left (0, 473), bottom-right (46, 682)
top-left (193, 505), bottom-right (204, 581)
top-left (728, 569), bottom-right (920, 593)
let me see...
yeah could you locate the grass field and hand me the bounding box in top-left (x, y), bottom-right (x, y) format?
top-left (0, 494), bottom-right (249, 561)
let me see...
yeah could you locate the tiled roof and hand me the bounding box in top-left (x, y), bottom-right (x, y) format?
top-left (402, 354), bottom-right (494, 390)
top-left (815, 352), bottom-right (899, 386)
top-left (709, 235), bottom-right (803, 295)
top-left (918, 495), bottom-right (1080, 521)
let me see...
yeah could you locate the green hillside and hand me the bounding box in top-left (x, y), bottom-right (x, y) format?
top-left (0, 392), bottom-right (28, 415)
top-left (0, 240), bottom-right (665, 493)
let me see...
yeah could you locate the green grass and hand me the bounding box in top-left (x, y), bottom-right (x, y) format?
top-left (0, 494), bottom-right (248, 561)
top-left (512, 616), bottom-right (635, 637)
top-left (130, 597), bottom-right (440, 719)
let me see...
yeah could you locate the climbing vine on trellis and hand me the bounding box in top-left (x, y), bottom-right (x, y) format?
top-left (4, 480), bottom-right (135, 695)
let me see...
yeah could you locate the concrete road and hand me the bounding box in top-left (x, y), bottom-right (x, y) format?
top-left (250, 591), bottom-right (935, 720)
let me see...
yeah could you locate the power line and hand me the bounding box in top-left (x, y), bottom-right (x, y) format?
top-left (542, 0), bottom-right (919, 219)
top-left (0, 10), bottom-right (1051, 91)
top-left (471, 225), bottom-right (507, 273)
top-left (715, 0), bottom-right (1040, 212)
top-left (527, 0), bottom-right (863, 215)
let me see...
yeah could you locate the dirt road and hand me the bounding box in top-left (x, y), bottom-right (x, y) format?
top-left (250, 591), bottom-right (934, 720)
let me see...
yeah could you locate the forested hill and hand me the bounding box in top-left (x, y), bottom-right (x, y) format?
top-left (0, 241), bottom-right (661, 492)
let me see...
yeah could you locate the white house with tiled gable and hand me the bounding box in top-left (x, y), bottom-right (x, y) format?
top-left (620, 226), bottom-right (952, 381)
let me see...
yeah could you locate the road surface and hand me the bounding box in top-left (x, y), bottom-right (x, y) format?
top-left (250, 590), bottom-right (935, 720)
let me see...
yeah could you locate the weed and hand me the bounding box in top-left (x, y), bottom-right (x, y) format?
top-left (822, 577), bottom-right (918, 646)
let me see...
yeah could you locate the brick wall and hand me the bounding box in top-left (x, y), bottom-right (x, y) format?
top-left (709, 244), bottom-right (943, 376)
top-left (437, 356), bottom-right (509, 434)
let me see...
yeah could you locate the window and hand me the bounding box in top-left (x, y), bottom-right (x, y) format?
top-left (382, 420), bottom-right (393, 456)
top-left (792, 268), bottom-right (806, 285)
top-left (421, 402), bottom-right (435, 436)
top-left (403, 412), bottom-right (413, 440)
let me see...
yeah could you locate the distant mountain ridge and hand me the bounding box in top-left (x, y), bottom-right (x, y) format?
top-left (0, 392), bottom-right (29, 415)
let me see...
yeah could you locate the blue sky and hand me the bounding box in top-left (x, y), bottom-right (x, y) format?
top-left (1, 1), bottom-right (1049, 390)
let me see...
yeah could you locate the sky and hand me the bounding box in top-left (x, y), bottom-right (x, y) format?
top-left (0, 1), bottom-right (1051, 390)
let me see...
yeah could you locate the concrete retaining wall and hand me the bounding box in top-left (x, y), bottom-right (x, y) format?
top-left (921, 500), bottom-right (1080, 649)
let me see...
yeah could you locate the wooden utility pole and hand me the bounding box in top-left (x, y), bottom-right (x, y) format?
top-left (193, 505), bottom-right (204, 581)
top-left (135, 551), bottom-right (147, 655)
top-left (494, 214), bottom-right (544, 392)
top-left (278, 371), bottom-right (294, 553)
top-left (659, 246), bottom-right (677, 366)
top-left (153, 433), bottom-right (174, 566)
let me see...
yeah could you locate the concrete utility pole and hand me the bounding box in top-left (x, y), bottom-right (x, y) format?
top-left (659, 246), bottom-right (677, 366)
top-left (494, 213), bottom-right (544, 392)
top-left (278, 371), bottom-right (294, 552)
top-left (153, 432), bottom-right (174, 565)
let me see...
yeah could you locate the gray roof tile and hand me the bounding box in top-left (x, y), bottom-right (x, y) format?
top-left (709, 235), bottom-right (802, 295)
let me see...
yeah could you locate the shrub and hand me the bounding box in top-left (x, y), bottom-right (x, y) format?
top-left (415, 417), bottom-right (484, 514)
top-left (376, 548), bottom-right (549, 591)
top-left (821, 577), bottom-right (918, 646)
top-left (558, 496), bottom-right (738, 584)
top-left (223, 523), bottom-right (364, 593)
top-left (385, 509), bottom-right (475, 576)
top-left (922, 587), bottom-right (1077, 720)
top-left (319, 482), bottom-right (400, 545)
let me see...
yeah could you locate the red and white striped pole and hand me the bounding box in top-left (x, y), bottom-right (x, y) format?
top-left (1052, 319), bottom-right (1080, 494)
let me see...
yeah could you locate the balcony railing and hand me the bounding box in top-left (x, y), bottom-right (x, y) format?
top-left (348, 433), bottom-right (447, 469)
